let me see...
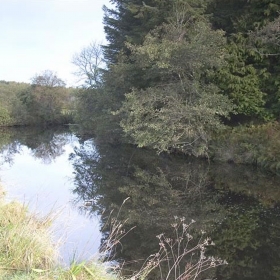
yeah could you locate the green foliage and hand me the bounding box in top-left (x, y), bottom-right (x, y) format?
top-left (117, 18), bottom-right (233, 156)
top-left (18, 71), bottom-right (73, 126)
top-left (209, 0), bottom-right (280, 120)
top-left (0, 81), bottom-right (30, 126)
top-left (76, 0), bottom-right (280, 159)
top-left (73, 87), bottom-right (123, 143)
top-left (103, 0), bottom-right (174, 63)
top-left (0, 106), bottom-right (11, 126)
top-left (119, 84), bottom-right (232, 156)
top-left (208, 0), bottom-right (280, 34)
top-left (211, 122), bottom-right (280, 173)
top-left (215, 38), bottom-right (267, 119)
top-left (19, 85), bottom-right (65, 125)
top-left (0, 77), bottom-right (74, 127)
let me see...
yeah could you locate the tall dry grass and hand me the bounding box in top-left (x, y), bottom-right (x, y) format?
top-left (0, 187), bottom-right (119, 279)
top-left (0, 189), bottom-right (226, 280)
top-left (0, 187), bottom-right (56, 278)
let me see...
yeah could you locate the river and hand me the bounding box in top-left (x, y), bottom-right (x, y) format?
top-left (0, 126), bottom-right (280, 279)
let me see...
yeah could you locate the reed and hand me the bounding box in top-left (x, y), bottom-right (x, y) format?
top-left (0, 191), bottom-right (55, 278)
top-left (126, 217), bottom-right (226, 280)
top-left (0, 187), bottom-right (119, 280)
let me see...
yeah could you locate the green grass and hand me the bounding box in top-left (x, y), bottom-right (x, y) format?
top-left (0, 187), bottom-right (119, 280)
top-left (0, 187), bottom-right (225, 279)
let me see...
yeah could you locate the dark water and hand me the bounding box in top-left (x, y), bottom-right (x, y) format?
top-left (0, 127), bottom-right (280, 279)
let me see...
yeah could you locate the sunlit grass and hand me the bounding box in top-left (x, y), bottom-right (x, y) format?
top-left (0, 187), bottom-right (56, 278)
top-left (1, 262), bottom-right (119, 280)
top-left (0, 186), bottom-right (119, 280)
top-left (0, 187), bottom-right (225, 279)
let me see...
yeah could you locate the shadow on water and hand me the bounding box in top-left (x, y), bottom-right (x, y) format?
top-left (70, 137), bottom-right (280, 280)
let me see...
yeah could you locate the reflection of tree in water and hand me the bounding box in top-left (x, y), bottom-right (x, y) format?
top-left (71, 138), bottom-right (280, 280)
top-left (70, 139), bottom-right (225, 278)
top-left (0, 141), bottom-right (21, 165)
top-left (30, 133), bottom-right (69, 164)
top-left (207, 163), bottom-right (280, 279)
top-left (0, 126), bottom-right (71, 164)
top-left (0, 128), bottom-right (21, 165)
top-left (210, 191), bottom-right (280, 280)
top-left (210, 163), bottom-right (280, 206)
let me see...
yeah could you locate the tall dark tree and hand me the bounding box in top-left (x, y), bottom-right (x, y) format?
top-left (208, 0), bottom-right (280, 121)
top-left (103, 0), bottom-right (173, 64)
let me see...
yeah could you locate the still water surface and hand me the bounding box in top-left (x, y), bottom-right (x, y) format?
top-left (0, 126), bottom-right (101, 264)
top-left (0, 126), bottom-right (280, 279)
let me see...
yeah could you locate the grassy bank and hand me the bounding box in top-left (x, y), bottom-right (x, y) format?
top-left (0, 185), bottom-right (225, 279)
top-left (0, 187), bottom-right (118, 280)
top-left (210, 122), bottom-right (280, 174)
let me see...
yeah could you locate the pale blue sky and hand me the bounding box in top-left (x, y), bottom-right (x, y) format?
top-left (0, 0), bottom-right (111, 87)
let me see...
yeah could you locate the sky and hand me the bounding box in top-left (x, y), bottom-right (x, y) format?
top-left (0, 0), bottom-right (112, 87)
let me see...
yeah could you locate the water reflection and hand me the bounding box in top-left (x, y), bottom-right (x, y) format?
top-left (0, 126), bottom-right (71, 164)
top-left (70, 138), bottom-right (280, 280)
top-left (1, 127), bottom-right (280, 279)
top-left (0, 127), bottom-right (101, 264)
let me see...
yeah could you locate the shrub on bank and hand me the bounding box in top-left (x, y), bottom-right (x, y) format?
top-left (210, 122), bottom-right (280, 173)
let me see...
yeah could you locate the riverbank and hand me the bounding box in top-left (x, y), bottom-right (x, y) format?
top-left (210, 122), bottom-right (280, 174)
top-left (0, 186), bottom-right (118, 280)
top-left (0, 182), bottom-right (226, 279)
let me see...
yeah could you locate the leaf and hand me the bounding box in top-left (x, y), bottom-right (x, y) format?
top-left (32, 268), bottom-right (47, 273)
top-left (83, 264), bottom-right (95, 276)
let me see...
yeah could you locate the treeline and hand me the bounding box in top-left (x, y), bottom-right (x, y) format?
top-left (2, 0), bottom-right (280, 168)
top-left (72, 0), bottom-right (280, 165)
top-left (0, 71), bottom-right (76, 127)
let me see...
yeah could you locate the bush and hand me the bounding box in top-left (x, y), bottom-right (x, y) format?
top-left (210, 122), bottom-right (280, 173)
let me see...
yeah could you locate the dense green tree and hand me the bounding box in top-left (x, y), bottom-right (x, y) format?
top-left (0, 81), bottom-right (29, 126)
top-left (103, 0), bottom-right (174, 63)
top-left (76, 0), bottom-right (228, 149)
top-left (101, 0), bottom-right (200, 117)
top-left (73, 86), bottom-right (123, 142)
top-left (75, 0), bottom-right (280, 155)
top-left (19, 71), bottom-right (72, 126)
top-left (208, 0), bottom-right (280, 121)
top-left (116, 7), bottom-right (233, 155)
top-left (214, 37), bottom-right (267, 120)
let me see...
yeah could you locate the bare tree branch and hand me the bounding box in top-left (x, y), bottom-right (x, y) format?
top-left (31, 70), bottom-right (66, 87)
top-left (72, 42), bottom-right (105, 88)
